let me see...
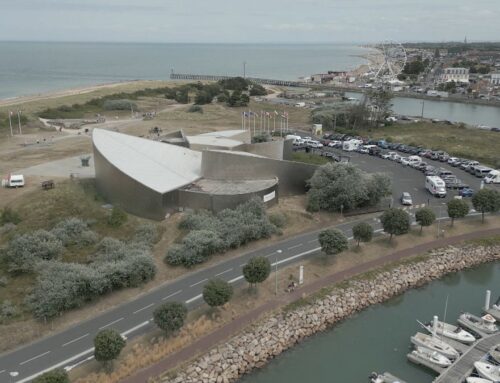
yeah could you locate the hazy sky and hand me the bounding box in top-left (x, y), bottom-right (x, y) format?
top-left (2, 0), bottom-right (499, 43)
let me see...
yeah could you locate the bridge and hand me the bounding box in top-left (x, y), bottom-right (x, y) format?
top-left (169, 72), bottom-right (303, 87)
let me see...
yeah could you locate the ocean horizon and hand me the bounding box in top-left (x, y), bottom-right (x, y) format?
top-left (0, 42), bottom-right (370, 100)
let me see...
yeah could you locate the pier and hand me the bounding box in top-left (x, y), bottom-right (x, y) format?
top-left (169, 72), bottom-right (303, 87)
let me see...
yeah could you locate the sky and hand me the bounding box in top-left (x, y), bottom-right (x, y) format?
top-left (2, 0), bottom-right (499, 43)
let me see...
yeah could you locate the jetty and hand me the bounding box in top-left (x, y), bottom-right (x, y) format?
top-left (170, 72), bottom-right (303, 87)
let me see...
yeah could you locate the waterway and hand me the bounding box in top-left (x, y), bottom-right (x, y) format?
top-left (345, 92), bottom-right (500, 128)
top-left (239, 261), bottom-right (500, 383)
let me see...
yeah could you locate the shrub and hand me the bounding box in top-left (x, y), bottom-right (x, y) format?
top-left (0, 300), bottom-right (18, 322)
top-left (0, 276), bottom-right (8, 287)
top-left (380, 208), bottom-right (410, 240)
top-left (94, 237), bottom-right (127, 262)
top-left (0, 206), bottom-right (21, 225)
top-left (108, 206), bottom-right (128, 227)
top-left (203, 279), bottom-right (233, 308)
top-left (33, 369), bottom-right (70, 383)
top-left (132, 222), bottom-right (159, 247)
top-left (251, 134), bottom-right (270, 143)
top-left (318, 229), bottom-right (349, 256)
top-left (243, 256), bottom-right (271, 287)
top-left (51, 217), bottom-right (98, 247)
top-left (94, 329), bottom-right (126, 370)
top-left (187, 105), bottom-right (204, 113)
top-left (102, 99), bottom-right (137, 111)
top-left (4, 230), bottom-right (64, 273)
top-left (269, 212), bottom-right (287, 228)
top-left (153, 302), bottom-right (188, 336)
top-left (352, 222), bottom-right (373, 246)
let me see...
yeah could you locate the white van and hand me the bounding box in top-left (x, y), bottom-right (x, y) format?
top-left (474, 166), bottom-right (493, 178)
top-left (285, 134), bottom-right (301, 141)
top-left (484, 170), bottom-right (500, 184)
top-left (342, 139), bottom-right (362, 152)
top-left (6, 174), bottom-right (25, 188)
top-left (426, 176), bottom-right (446, 198)
top-left (408, 155), bottom-right (422, 167)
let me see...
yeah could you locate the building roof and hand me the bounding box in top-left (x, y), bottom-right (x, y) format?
top-left (93, 129), bottom-right (201, 193)
top-left (197, 129), bottom-right (247, 138)
top-left (186, 135), bottom-right (244, 149)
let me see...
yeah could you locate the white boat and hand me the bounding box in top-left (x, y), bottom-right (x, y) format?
top-left (368, 372), bottom-right (405, 383)
top-left (459, 313), bottom-right (498, 335)
top-left (474, 361), bottom-right (500, 381)
top-left (489, 304), bottom-right (500, 321)
top-left (466, 378), bottom-right (494, 383)
top-left (411, 332), bottom-right (460, 360)
top-left (424, 319), bottom-right (476, 344)
top-left (411, 346), bottom-right (452, 368)
top-left (490, 344), bottom-right (500, 364)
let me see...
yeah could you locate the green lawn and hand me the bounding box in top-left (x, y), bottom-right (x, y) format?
top-left (292, 152), bottom-right (330, 165)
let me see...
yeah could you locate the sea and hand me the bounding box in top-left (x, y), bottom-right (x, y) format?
top-left (0, 42), bottom-right (369, 100)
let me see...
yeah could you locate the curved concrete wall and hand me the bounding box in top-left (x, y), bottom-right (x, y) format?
top-left (240, 140), bottom-right (284, 160)
top-left (201, 150), bottom-right (317, 195)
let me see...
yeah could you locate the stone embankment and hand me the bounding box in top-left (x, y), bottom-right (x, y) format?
top-left (162, 245), bottom-right (500, 383)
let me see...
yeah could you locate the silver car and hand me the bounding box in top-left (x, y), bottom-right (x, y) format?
top-left (401, 192), bottom-right (413, 205)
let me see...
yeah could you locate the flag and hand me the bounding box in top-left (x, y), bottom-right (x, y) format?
top-left (274, 110), bottom-right (279, 116)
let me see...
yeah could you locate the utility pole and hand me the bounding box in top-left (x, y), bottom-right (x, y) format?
top-left (8, 111), bottom-right (13, 137)
top-left (17, 110), bottom-right (22, 134)
top-left (243, 61), bottom-right (246, 79)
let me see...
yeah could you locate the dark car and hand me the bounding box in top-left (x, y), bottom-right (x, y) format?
top-left (491, 127), bottom-right (500, 132)
top-left (458, 187), bottom-right (474, 197)
top-left (369, 147), bottom-right (381, 156)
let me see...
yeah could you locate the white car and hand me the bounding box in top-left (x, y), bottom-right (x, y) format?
top-left (328, 140), bottom-right (341, 147)
top-left (401, 192), bottom-right (413, 205)
top-left (401, 157), bottom-right (410, 166)
top-left (358, 147), bottom-right (369, 154)
top-left (381, 153), bottom-right (392, 159)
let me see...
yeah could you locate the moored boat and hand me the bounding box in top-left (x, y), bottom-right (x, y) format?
top-left (459, 313), bottom-right (498, 335)
top-left (410, 332), bottom-right (460, 360)
top-left (474, 361), bottom-right (500, 381)
top-left (490, 344), bottom-right (500, 364)
top-left (466, 377), bottom-right (494, 383)
top-left (411, 346), bottom-right (452, 368)
top-left (424, 319), bottom-right (476, 344)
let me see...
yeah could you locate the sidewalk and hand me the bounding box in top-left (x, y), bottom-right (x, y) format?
top-left (121, 227), bottom-right (500, 383)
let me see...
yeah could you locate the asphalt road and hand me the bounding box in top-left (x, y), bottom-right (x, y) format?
top-left (0, 148), bottom-right (492, 382)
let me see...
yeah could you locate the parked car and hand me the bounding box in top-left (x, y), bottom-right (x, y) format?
top-left (401, 157), bottom-right (410, 166)
top-left (438, 153), bottom-right (450, 162)
top-left (368, 147), bottom-right (381, 156)
top-left (458, 188), bottom-right (474, 197)
top-left (416, 162), bottom-right (428, 171)
top-left (401, 192), bottom-right (413, 205)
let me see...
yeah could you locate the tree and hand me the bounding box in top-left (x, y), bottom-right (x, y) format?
top-left (472, 188), bottom-right (500, 223)
top-left (447, 199), bottom-right (469, 226)
top-left (318, 229), bottom-right (348, 256)
top-left (243, 256), bottom-right (271, 287)
top-left (153, 302), bottom-right (188, 336)
top-left (367, 89), bottom-right (393, 123)
top-left (415, 207), bottom-right (436, 233)
top-left (107, 206), bottom-right (128, 228)
top-left (380, 208), bottom-right (410, 240)
top-left (33, 369), bottom-right (69, 383)
top-left (352, 222), bottom-right (373, 246)
top-left (94, 329), bottom-right (126, 370)
top-left (203, 279), bottom-right (233, 308)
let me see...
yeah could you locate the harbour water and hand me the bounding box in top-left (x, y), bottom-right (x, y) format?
top-left (239, 261), bottom-right (500, 383)
top-left (0, 42), bottom-right (368, 100)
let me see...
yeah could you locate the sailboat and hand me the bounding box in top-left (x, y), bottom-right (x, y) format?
top-left (423, 319), bottom-right (476, 344)
top-left (410, 332), bottom-right (460, 360)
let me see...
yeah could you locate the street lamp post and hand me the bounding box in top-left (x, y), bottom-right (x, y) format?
top-left (275, 249), bottom-right (282, 295)
top-left (9, 371), bottom-right (19, 382)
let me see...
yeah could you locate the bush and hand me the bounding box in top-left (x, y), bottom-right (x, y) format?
top-left (108, 206), bottom-right (128, 228)
top-left (318, 229), bottom-right (349, 256)
top-left (243, 256), bottom-right (271, 287)
top-left (447, 199), bottom-right (470, 226)
top-left (269, 212), bottom-right (287, 228)
top-left (132, 222), bottom-right (159, 247)
top-left (352, 222), bottom-right (373, 246)
top-left (94, 329), bottom-right (126, 370)
top-left (0, 276), bottom-right (8, 287)
top-left (415, 207), bottom-right (436, 233)
top-left (51, 217), bottom-right (98, 247)
top-left (0, 206), bottom-right (21, 225)
top-left (102, 99), bottom-right (137, 111)
top-left (33, 369), bottom-right (70, 383)
top-left (203, 279), bottom-right (233, 307)
top-left (380, 208), bottom-right (410, 240)
top-left (4, 230), bottom-right (64, 273)
top-left (0, 300), bottom-right (18, 322)
top-left (153, 302), bottom-right (188, 336)
top-left (251, 133), bottom-right (270, 143)
top-left (187, 105), bottom-right (204, 113)
top-left (472, 188), bottom-right (500, 223)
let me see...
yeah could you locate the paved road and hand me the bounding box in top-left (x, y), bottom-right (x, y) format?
top-left (0, 147), bottom-right (492, 382)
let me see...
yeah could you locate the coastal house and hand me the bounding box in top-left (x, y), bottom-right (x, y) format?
top-left (440, 67), bottom-right (470, 83)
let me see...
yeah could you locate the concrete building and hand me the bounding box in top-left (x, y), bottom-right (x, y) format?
top-left (441, 67), bottom-right (470, 83)
top-left (491, 73), bottom-right (500, 86)
top-left (93, 128), bottom-right (316, 220)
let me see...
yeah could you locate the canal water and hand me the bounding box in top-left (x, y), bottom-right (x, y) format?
top-left (345, 92), bottom-right (500, 128)
top-left (239, 261), bottom-right (500, 383)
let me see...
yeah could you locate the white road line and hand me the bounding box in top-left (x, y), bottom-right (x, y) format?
top-left (265, 253), bottom-right (275, 258)
top-left (0, 369), bottom-right (5, 374)
top-left (62, 333), bottom-right (89, 347)
top-left (17, 348), bottom-right (94, 383)
top-left (20, 351), bottom-right (51, 366)
top-left (287, 244), bottom-right (303, 250)
top-left (308, 239), bottom-right (317, 244)
top-left (228, 275), bottom-right (244, 284)
top-left (215, 268), bottom-right (233, 277)
top-left (99, 317), bottom-right (124, 330)
top-left (374, 229), bottom-right (384, 233)
top-left (189, 278), bottom-right (208, 288)
top-left (185, 294), bottom-right (203, 304)
top-left (271, 247), bottom-right (321, 267)
top-left (239, 263), bottom-right (246, 267)
top-left (133, 303), bottom-right (154, 314)
top-left (162, 290), bottom-right (182, 300)
top-left (121, 321), bottom-right (150, 337)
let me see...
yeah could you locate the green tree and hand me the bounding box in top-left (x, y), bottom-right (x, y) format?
top-left (202, 279), bottom-right (233, 308)
top-left (318, 229), bottom-right (349, 256)
top-left (447, 199), bottom-right (469, 226)
top-left (33, 369), bottom-right (69, 383)
top-left (472, 189), bottom-right (500, 223)
top-left (367, 89), bottom-right (393, 123)
top-left (94, 329), bottom-right (126, 371)
top-left (380, 208), bottom-right (410, 240)
top-left (242, 256), bottom-right (271, 287)
top-left (415, 207), bottom-right (436, 233)
top-left (107, 206), bottom-right (128, 228)
top-left (153, 302), bottom-right (188, 336)
top-left (352, 222), bottom-right (373, 246)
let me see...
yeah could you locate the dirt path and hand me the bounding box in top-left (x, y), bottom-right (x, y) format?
top-left (121, 227), bottom-right (500, 383)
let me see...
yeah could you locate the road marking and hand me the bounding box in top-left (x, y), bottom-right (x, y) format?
top-left (186, 294), bottom-right (203, 304)
top-left (162, 290), bottom-right (182, 300)
top-left (133, 303), bottom-right (154, 314)
top-left (271, 247), bottom-right (321, 267)
top-left (121, 321), bottom-right (150, 337)
top-left (265, 253), bottom-right (275, 258)
top-left (215, 268), bottom-right (233, 277)
top-left (308, 239), bottom-right (317, 244)
top-left (240, 263), bottom-right (246, 267)
top-left (62, 333), bottom-right (89, 347)
top-left (374, 229), bottom-right (384, 233)
top-left (347, 236), bottom-right (353, 240)
top-left (287, 244), bottom-right (303, 250)
top-left (99, 317), bottom-right (124, 330)
top-left (20, 351), bottom-right (51, 366)
top-left (229, 275), bottom-right (244, 284)
top-left (0, 369), bottom-right (5, 374)
top-left (189, 278), bottom-right (208, 288)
